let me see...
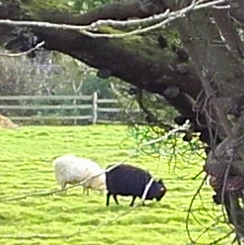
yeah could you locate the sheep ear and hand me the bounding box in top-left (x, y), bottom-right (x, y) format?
top-left (158, 178), bottom-right (163, 184)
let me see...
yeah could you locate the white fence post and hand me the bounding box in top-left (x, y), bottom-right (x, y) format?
top-left (92, 92), bottom-right (98, 124)
top-left (73, 98), bottom-right (77, 125)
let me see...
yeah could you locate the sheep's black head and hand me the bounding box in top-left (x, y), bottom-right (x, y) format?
top-left (155, 179), bottom-right (167, 201)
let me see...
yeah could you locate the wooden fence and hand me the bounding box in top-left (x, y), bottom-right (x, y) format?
top-left (0, 92), bottom-right (133, 125)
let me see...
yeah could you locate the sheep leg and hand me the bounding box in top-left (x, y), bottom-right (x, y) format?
top-left (83, 187), bottom-right (89, 196)
top-left (106, 192), bottom-right (111, 206)
top-left (130, 196), bottom-right (136, 207)
top-left (61, 183), bottom-right (67, 195)
top-left (112, 195), bottom-right (119, 205)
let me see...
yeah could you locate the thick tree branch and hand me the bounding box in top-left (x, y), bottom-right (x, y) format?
top-left (21, 0), bottom-right (167, 24)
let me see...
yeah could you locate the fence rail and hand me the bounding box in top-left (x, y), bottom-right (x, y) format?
top-left (0, 95), bottom-right (93, 100)
top-left (0, 105), bottom-right (93, 110)
top-left (0, 92), bottom-right (136, 125)
top-left (10, 115), bottom-right (92, 121)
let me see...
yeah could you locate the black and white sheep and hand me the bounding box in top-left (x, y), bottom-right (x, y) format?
top-left (105, 163), bottom-right (167, 207)
top-left (52, 154), bottom-right (106, 195)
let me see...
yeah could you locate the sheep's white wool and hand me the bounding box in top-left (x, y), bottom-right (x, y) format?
top-left (53, 154), bottom-right (106, 193)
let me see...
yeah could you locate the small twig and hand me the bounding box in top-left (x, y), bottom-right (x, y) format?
top-left (186, 176), bottom-right (207, 244)
top-left (82, 0), bottom-right (227, 38)
top-left (186, 174), bottom-right (234, 245)
top-left (193, 216), bottom-right (225, 243)
top-left (221, 164), bottom-right (230, 224)
top-left (0, 41), bottom-right (45, 57)
top-left (208, 229), bottom-right (235, 245)
top-left (192, 170), bottom-right (204, 180)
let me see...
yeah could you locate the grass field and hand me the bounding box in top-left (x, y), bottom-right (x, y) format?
top-left (0, 125), bottom-right (232, 245)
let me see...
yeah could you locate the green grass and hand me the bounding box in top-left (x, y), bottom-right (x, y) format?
top-left (0, 125), bottom-right (232, 245)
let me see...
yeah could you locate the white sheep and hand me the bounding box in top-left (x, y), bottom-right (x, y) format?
top-left (52, 154), bottom-right (107, 195)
